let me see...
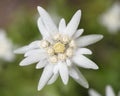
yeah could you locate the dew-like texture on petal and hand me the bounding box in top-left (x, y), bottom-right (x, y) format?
top-left (75, 48), bottom-right (92, 55)
top-left (106, 85), bottom-right (115, 96)
top-left (47, 72), bottom-right (59, 85)
top-left (37, 18), bottom-right (50, 39)
top-left (20, 54), bottom-right (42, 66)
top-left (59, 18), bottom-right (66, 34)
top-left (58, 61), bottom-right (69, 85)
top-left (69, 66), bottom-right (89, 88)
top-left (72, 55), bottom-right (98, 69)
top-left (37, 6), bottom-right (58, 36)
top-left (73, 29), bottom-right (84, 39)
top-left (38, 64), bottom-right (53, 91)
top-left (14, 41), bottom-right (41, 54)
top-left (89, 89), bottom-right (102, 96)
top-left (64, 10), bottom-right (81, 37)
top-left (76, 35), bottom-right (103, 47)
top-left (36, 60), bottom-right (47, 69)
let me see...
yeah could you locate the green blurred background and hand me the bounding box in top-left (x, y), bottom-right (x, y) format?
top-left (0, 0), bottom-right (120, 96)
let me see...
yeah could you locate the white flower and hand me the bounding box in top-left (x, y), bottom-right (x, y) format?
top-left (99, 2), bottom-right (120, 33)
top-left (0, 29), bottom-right (15, 62)
top-left (89, 85), bottom-right (120, 96)
top-left (14, 6), bottom-right (103, 91)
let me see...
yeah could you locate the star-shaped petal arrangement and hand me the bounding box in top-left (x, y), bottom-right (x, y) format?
top-left (89, 85), bottom-right (120, 96)
top-left (14, 6), bottom-right (103, 91)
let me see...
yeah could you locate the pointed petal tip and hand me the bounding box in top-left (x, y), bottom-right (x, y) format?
top-left (61, 18), bottom-right (65, 21)
top-left (93, 65), bottom-right (99, 70)
top-left (19, 60), bottom-right (29, 66)
top-left (92, 65), bottom-right (99, 70)
top-left (81, 28), bottom-right (84, 31)
top-left (37, 6), bottom-right (45, 14)
top-left (37, 86), bottom-right (42, 91)
top-left (14, 49), bottom-right (24, 54)
top-left (82, 80), bottom-right (89, 89)
top-left (19, 62), bottom-right (25, 66)
top-left (77, 9), bottom-right (81, 14)
top-left (62, 75), bottom-right (69, 85)
top-left (85, 83), bottom-right (89, 89)
top-left (19, 63), bottom-right (24, 66)
top-left (37, 6), bottom-right (42, 11)
top-left (99, 35), bottom-right (104, 39)
top-left (93, 34), bottom-right (104, 41)
top-left (75, 9), bottom-right (81, 17)
top-left (63, 80), bottom-right (68, 85)
top-left (60, 18), bottom-right (66, 23)
top-left (36, 65), bottom-right (39, 69)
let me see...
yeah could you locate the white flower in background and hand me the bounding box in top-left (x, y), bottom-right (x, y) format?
top-left (14, 6), bottom-right (103, 91)
top-left (89, 85), bottom-right (120, 96)
top-left (99, 2), bottom-right (120, 33)
top-left (0, 29), bottom-right (15, 62)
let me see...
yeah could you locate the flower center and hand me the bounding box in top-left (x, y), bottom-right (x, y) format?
top-left (53, 42), bottom-right (65, 53)
top-left (41, 33), bottom-right (76, 63)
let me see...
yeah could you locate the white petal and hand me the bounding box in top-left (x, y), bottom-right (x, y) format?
top-left (14, 40), bottom-right (41, 54)
top-left (47, 72), bottom-right (59, 85)
top-left (24, 49), bottom-right (45, 57)
top-left (38, 64), bottom-right (53, 91)
top-left (89, 89), bottom-right (101, 96)
top-left (69, 66), bottom-right (89, 88)
top-left (36, 60), bottom-right (47, 69)
top-left (53, 65), bottom-right (59, 74)
top-left (59, 18), bottom-right (66, 34)
top-left (73, 29), bottom-right (84, 39)
top-left (58, 61), bottom-right (69, 85)
top-left (64, 10), bottom-right (81, 37)
top-left (69, 67), bottom-right (79, 79)
top-left (14, 46), bottom-right (29, 54)
top-left (72, 55), bottom-right (98, 69)
top-left (37, 6), bottom-right (58, 36)
top-left (20, 54), bottom-right (41, 66)
top-left (106, 85), bottom-right (115, 96)
top-left (66, 59), bottom-right (72, 67)
top-left (29, 40), bottom-right (41, 49)
top-left (75, 48), bottom-right (92, 55)
top-left (76, 35), bottom-right (103, 47)
top-left (37, 17), bottom-right (50, 39)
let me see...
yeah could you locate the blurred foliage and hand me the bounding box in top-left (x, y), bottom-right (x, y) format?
top-left (0, 0), bottom-right (120, 96)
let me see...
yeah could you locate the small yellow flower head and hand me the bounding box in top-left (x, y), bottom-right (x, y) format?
top-left (47, 47), bottom-right (54, 56)
top-left (41, 40), bottom-right (49, 48)
top-left (53, 42), bottom-right (65, 53)
top-left (58, 53), bottom-right (67, 60)
top-left (49, 55), bottom-right (58, 63)
top-left (66, 48), bottom-right (73, 57)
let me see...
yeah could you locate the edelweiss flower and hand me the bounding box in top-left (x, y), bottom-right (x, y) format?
top-left (99, 2), bottom-right (120, 33)
top-left (14, 6), bottom-right (103, 91)
top-left (0, 29), bottom-right (15, 62)
top-left (89, 85), bottom-right (120, 96)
